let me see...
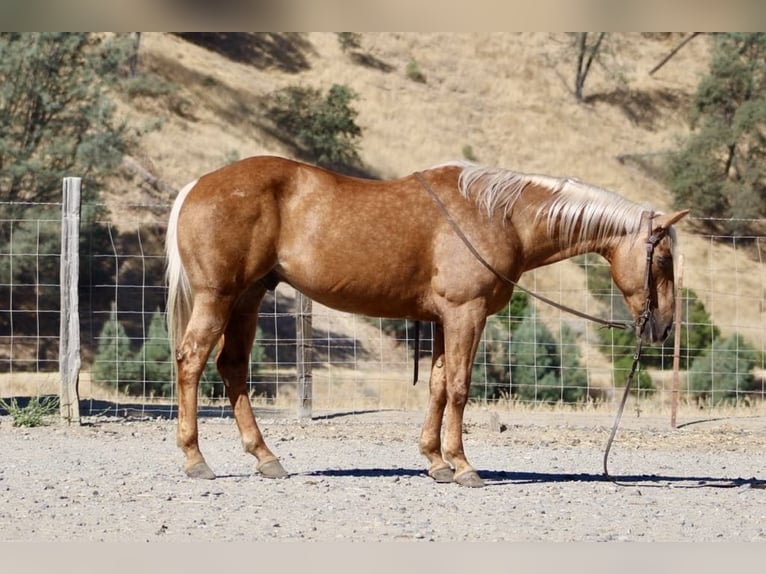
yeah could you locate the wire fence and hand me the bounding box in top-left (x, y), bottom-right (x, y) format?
top-left (2, 196), bottom-right (766, 418)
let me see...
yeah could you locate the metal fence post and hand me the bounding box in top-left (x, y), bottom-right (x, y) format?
top-left (59, 177), bottom-right (81, 423)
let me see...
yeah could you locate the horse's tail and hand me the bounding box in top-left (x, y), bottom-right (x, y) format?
top-left (165, 180), bottom-right (198, 355)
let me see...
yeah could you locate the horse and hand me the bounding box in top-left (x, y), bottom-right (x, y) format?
top-left (165, 155), bottom-right (688, 488)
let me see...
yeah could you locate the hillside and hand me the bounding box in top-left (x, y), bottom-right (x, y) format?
top-left (108, 32), bottom-right (765, 361)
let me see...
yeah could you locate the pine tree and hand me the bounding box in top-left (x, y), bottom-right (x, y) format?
top-left (140, 310), bottom-right (173, 397)
top-left (92, 305), bottom-right (142, 394)
top-left (470, 291), bottom-right (528, 400)
top-left (688, 333), bottom-right (757, 405)
top-left (511, 308), bottom-right (579, 403)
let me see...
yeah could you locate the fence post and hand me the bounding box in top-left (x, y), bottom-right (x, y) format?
top-left (295, 292), bottom-right (313, 419)
top-left (670, 254), bottom-right (684, 429)
top-left (59, 177), bottom-right (81, 423)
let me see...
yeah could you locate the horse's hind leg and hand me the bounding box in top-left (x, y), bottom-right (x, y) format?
top-left (216, 285), bottom-right (287, 479)
top-left (176, 292), bottom-right (234, 479)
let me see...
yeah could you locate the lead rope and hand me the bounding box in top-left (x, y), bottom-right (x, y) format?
top-left (603, 213), bottom-right (656, 481)
top-left (601, 225), bottom-right (766, 489)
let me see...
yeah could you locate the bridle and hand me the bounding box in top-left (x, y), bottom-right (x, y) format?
top-left (414, 172), bottom-right (668, 479)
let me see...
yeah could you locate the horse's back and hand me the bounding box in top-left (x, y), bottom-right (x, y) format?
top-left (173, 156), bottom-right (510, 319)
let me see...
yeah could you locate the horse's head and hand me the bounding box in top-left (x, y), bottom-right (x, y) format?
top-left (608, 210), bottom-right (689, 345)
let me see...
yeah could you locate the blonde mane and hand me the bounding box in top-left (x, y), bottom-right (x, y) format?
top-left (451, 163), bottom-right (656, 246)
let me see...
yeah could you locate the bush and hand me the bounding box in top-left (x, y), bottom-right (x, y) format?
top-left (265, 83), bottom-right (362, 169)
top-left (578, 253), bottom-right (720, 379)
top-left (470, 292), bottom-right (528, 400)
top-left (688, 333), bottom-right (758, 405)
top-left (336, 33), bottom-right (362, 53)
top-left (612, 355), bottom-right (653, 394)
top-left (92, 305), bottom-right (144, 395)
top-left (92, 307), bottom-right (266, 399)
top-left (510, 309), bottom-right (587, 403)
top-left (0, 395), bottom-right (58, 427)
top-left (406, 58), bottom-right (426, 83)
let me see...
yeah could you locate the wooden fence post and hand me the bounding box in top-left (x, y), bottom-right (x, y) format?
top-left (670, 254), bottom-right (685, 429)
top-left (295, 292), bottom-right (313, 420)
top-left (59, 177), bottom-right (81, 423)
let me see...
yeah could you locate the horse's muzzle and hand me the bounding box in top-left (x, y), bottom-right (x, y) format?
top-left (638, 315), bottom-right (672, 346)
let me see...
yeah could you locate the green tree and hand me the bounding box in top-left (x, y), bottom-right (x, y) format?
top-left (659, 287), bottom-right (720, 369)
top-left (558, 324), bottom-right (589, 400)
top-left (0, 33), bottom-right (139, 353)
top-left (470, 291), bottom-right (529, 400)
top-left (579, 252), bottom-right (720, 386)
top-left (91, 304), bottom-right (142, 395)
top-left (137, 309), bottom-right (217, 398)
top-left (688, 333), bottom-right (758, 405)
top-left (265, 83), bottom-right (363, 169)
top-left (140, 309), bottom-right (175, 398)
top-left (93, 307), bottom-right (267, 399)
top-left (667, 33), bottom-right (766, 234)
top-left (0, 33), bottom-right (134, 205)
top-left (510, 308), bottom-right (587, 403)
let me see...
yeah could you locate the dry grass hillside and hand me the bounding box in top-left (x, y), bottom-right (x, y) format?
top-left (108, 32), bottom-right (765, 360)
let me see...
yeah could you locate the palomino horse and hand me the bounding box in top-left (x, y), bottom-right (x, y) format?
top-left (166, 155), bottom-right (688, 488)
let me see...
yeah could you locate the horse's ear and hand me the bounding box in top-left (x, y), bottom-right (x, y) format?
top-left (653, 209), bottom-right (689, 231)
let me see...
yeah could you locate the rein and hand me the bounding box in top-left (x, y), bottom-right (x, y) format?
top-left (414, 171), bottom-right (635, 331)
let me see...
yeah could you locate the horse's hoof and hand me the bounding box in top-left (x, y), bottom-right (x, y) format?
top-left (257, 459), bottom-right (289, 479)
top-left (185, 461), bottom-right (216, 480)
top-left (454, 470), bottom-right (485, 488)
top-left (429, 467), bottom-right (455, 483)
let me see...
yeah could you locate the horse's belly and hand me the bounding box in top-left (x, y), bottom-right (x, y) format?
top-left (278, 258), bottom-right (432, 320)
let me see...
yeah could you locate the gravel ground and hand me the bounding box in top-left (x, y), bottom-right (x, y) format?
top-left (2, 407), bottom-right (765, 542)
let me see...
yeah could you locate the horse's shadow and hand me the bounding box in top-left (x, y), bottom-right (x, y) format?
top-left (296, 467), bottom-right (766, 489)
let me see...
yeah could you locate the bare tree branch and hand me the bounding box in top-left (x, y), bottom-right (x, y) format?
top-left (649, 32), bottom-right (702, 76)
top-left (120, 155), bottom-right (177, 197)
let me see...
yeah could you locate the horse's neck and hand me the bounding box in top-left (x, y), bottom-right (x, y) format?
top-left (516, 214), bottom-right (621, 269)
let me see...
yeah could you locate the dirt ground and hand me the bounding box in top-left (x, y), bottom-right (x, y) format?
top-left (1, 406), bottom-right (765, 542)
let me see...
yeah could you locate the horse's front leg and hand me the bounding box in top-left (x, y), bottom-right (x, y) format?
top-left (441, 305), bottom-right (487, 488)
top-left (418, 324), bottom-right (453, 482)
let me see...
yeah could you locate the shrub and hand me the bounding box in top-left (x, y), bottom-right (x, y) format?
top-left (336, 33), bottom-right (362, 53)
top-left (688, 333), bottom-right (758, 405)
top-left (92, 305), bottom-right (143, 395)
top-left (510, 309), bottom-right (587, 403)
top-left (0, 395), bottom-right (58, 427)
top-left (92, 307), bottom-right (266, 399)
top-left (406, 58), bottom-right (426, 83)
top-left (612, 355), bottom-right (653, 394)
top-left (265, 83), bottom-right (362, 169)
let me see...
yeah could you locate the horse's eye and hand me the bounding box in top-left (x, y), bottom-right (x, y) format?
top-left (656, 255), bottom-right (672, 271)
